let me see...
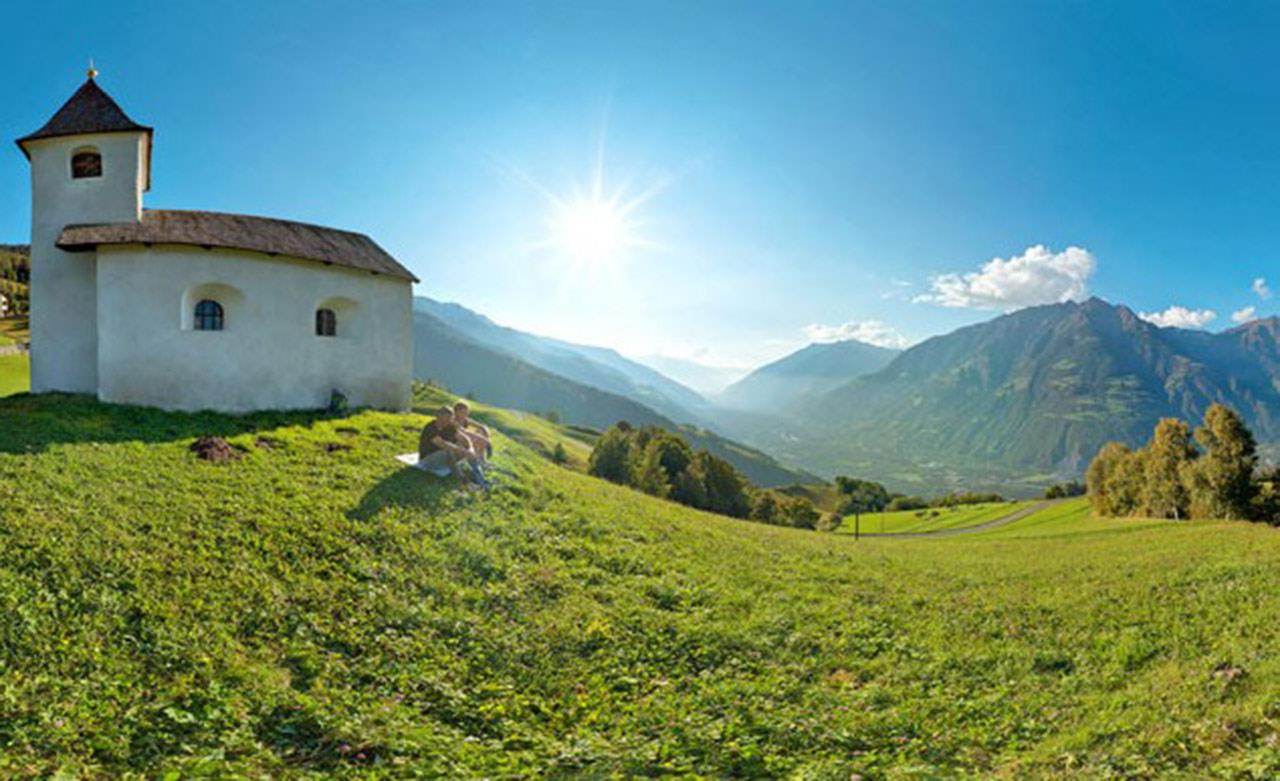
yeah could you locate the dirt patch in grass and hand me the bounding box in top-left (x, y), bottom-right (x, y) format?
top-left (191, 436), bottom-right (241, 462)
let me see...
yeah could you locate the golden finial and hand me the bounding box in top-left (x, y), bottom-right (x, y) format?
top-left (87, 59), bottom-right (99, 80)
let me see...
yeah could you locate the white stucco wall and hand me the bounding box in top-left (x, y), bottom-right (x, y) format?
top-left (25, 131), bottom-right (147, 393)
top-left (94, 244), bottom-right (413, 412)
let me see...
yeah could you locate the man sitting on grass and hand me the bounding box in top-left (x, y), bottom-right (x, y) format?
top-left (452, 401), bottom-right (493, 463)
top-left (417, 406), bottom-right (487, 486)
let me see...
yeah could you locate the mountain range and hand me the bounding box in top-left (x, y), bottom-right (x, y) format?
top-left (416, 294), bottom-right (1280, 494)
top-left (414, 298), bottom-right (711, 425)
top-left (411, 300), bottom-right (816, 487)
top-left (717, 338), bottom-right (898, 411)
top-left (748, 298), bottom-right (1280, 489)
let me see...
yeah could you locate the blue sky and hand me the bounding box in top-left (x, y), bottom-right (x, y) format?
top-left (5, 1), bottom-right (1280, 376)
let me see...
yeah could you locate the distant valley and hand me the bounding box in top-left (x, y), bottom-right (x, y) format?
top-left (411, 298), bottom-right (816, 488)
top-left (416, 295), bottom-right (1280, 496)
top-left (723, 298), bottom-right (1280, 492)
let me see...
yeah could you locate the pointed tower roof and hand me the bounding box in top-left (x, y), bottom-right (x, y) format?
top-left (16, 74), bottom-right (154, 187)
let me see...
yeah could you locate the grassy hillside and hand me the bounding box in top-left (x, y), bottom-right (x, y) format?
top-left (0, 317), bottom-right (28, 348)
top-left (0, 354), bottom-right (28, 397)
top-left (0, 245), bottom-right (29, 316)
top-left (1, 393), bottom-right (1279, 776)
top-left (834, 500), bottom-right (1032, 535)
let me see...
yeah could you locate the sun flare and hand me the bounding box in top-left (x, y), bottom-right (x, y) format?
top-left (554, 198), bottom-right (629, 263)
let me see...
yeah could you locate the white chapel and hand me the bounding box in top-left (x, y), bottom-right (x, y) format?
top-left (16, 71), bottom-right (415, 412)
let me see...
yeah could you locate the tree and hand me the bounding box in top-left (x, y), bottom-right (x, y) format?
top-left (778, 496), bottom-right (820, 530)
top-left (1045, 480), bottom-right (1084, 499)
top-left (815, 512), bottom-right (842, 532)
top-left (1186, 403), bottom-right (1257, 520)
top-left (551, 442), bottom-right (569, 465)
top-left (1250, 466), bottom-right (1280, 526)
top-left (587, 426), bottom-right (634, 485)
top-left (633, 446), bottom-right (672, 498)
top-left (1086, 441), bottom-right (1132, 516)
top-left (693, 451), bottom-right (752, 518)
top-left (886, 495), bottom-right (927, 512)
top-left (636, 433), bottom-right (693, 486)
top-left (834, 477), bottom-right (890, 522)
top-left (1142, 418), bottom-right (1195, 519)
top-left (750, 491), bottom-right (781, 524)
top-left (1104, 449), bottom-right (1146, 517)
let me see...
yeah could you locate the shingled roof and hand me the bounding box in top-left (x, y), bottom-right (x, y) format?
top-left (57, 209), bottom-right (419, 282)
top-left (17, 77), bottom-right (152, 150)
top-left (15, 76), bottom-right (154, 188)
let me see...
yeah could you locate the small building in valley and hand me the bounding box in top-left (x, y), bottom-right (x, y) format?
top-left (16, 70), bottom-right (415, 412)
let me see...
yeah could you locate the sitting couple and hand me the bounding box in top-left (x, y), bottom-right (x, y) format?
top-left (417, 401), bottom-right (493, 486)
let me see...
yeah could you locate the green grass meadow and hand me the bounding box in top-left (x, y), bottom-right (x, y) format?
top-left (835, 500), bottom-right (1034, 535)
top-left (0, 317), bottom-right (28, 348)
top-left (0, 387), bottom-right (1278, 777)
top-left (0, 353), bottom-right (29, 398)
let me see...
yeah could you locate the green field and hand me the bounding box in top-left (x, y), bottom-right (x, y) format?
top-left (0, 391), bottom-right (1278, 777)
top-left (835, 500), bottom-right (1034, 535)
top-left (0, 353), bottom-right (29, 397)
top-left (0, 317), bottom-right (28, 348)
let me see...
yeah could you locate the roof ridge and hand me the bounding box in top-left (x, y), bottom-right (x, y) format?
top-left (144, 208), bottom-right (376, 241)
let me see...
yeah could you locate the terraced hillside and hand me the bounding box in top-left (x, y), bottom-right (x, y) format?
top-left (0, 391), bottom-right (1277, 777)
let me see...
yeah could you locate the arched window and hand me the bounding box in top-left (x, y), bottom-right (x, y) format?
top-left (194, 299), bottom-right (224, 331)
top-left (315, 308), bottom-right (337, 337)
top-left (71, 150), bottom-right (102, 179)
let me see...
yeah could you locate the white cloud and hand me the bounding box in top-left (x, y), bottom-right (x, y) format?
top-left (1254, 277), bottom-right (1272, 300)
top-left (803, 320), bottom-right (909, 349)
top-left (880, 279), bottom-right (913, 300)
top-left (914, 245), bottom-right (1096, 310)
top-left (1232, 306), bottom-right (1257, 324)
top-left (1138, 306), bottom-right (1218, 329)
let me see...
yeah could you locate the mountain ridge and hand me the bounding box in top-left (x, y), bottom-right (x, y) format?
top-left (718, 338), bottom-right (899, 411)
top-left (414, 297), bottom-right (711, 424)
top-left (794, 297), bottom-right (1280, 478)
top-left (411, 307), bottom-right (817, 487)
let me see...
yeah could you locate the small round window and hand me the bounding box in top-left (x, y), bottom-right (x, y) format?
top-left (71, 150), bottom-right (102, 179)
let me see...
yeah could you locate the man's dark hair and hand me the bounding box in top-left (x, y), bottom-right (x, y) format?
top-left (437, 406), bottom-right (453, 417)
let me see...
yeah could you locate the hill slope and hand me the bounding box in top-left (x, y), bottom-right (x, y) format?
top-left (785, 298), bottom-right (1280, 482)
top-left (415, 297), bottom-right (710, 424)
top-left (0, 244), bottom-right (29, 316)
top-left (413, 309), bottom-right (815, 487)
top-left (2, 393), bottom-right (1279, 777)
top-left (717, 338), bottom-right (898, 411)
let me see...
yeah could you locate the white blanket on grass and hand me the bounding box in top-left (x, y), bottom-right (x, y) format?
top-left (395, 452), bottom-right (453, 477)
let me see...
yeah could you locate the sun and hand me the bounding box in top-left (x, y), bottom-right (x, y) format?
top-left (554, 198), bottom-right (629, 263)
top-left (497, 130), bottom-right (669, 267)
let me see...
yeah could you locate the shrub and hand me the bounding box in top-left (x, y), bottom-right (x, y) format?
top-left (587, 425), bottom-right (756, 522)
top-left (815, 512), bottom-right (842, 532)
